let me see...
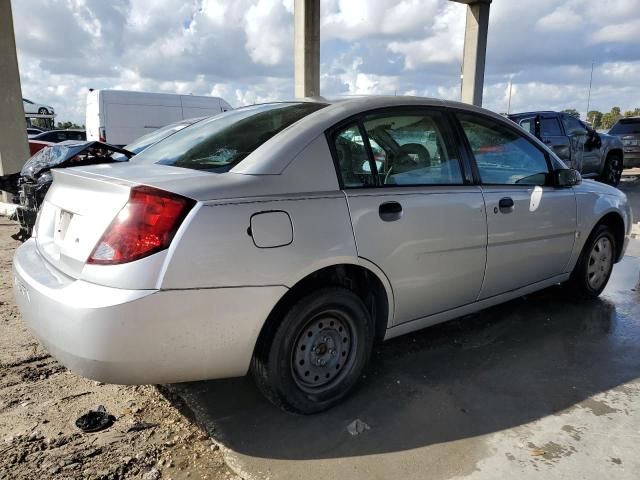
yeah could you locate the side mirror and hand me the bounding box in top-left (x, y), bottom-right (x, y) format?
top-left (555, 168), bottom-right (581, 187)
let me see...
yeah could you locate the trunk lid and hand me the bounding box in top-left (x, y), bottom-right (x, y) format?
top-left (35, 164), bottom-right (210, 278)
top-left (35, 162), bottom-right (262, 278)
top-left (36, 169), bottom-right (132, 278)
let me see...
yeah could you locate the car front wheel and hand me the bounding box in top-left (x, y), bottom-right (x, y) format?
top-left (252, 287), bottom-right (374, 414)
top-left (38, 107), bottom-right (49, 115)
top-left (567, 224), bottom-right (616, 297)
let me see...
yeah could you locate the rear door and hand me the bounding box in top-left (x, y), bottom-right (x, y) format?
top-left (331, 108), bottom-right (487, 326)
top-left (518, 115), bottom-right (571, 163)
top-left (456, 112), bottom-right (577, 299)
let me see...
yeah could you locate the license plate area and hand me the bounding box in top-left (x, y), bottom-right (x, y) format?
top-left (54, 209), bottom-right (73, 243)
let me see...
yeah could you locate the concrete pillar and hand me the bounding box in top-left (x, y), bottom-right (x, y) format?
top-left (452, 0), bottom-right (491, 106)
top-left (0, 0), bottom-right (29, 176)
top-left (294, 0), bottom-right (320, 98)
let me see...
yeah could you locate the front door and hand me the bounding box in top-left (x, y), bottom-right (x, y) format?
top-left (456, 112), bottom-right (577, 299)
top-left (330, 109), bottom-right (487, 325)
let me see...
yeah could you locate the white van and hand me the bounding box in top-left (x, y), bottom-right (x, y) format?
top-left (86, 89), bottom-right (232, 146)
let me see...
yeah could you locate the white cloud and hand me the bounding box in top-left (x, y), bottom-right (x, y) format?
top-left (592, 19), bottom-right (640, 44)
top-left (244, 0), bottom-right (292, 65)
top-left (10, 0), bottom-right (640, 125)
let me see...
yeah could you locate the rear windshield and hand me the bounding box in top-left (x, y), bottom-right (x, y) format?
top-left (132, 102), bottom-right (327, 172)
top-left (609, 119), bottom-right (640, 135)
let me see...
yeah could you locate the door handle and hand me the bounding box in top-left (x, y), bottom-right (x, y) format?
top-left (498, 197), bottom-right (514, 213)
top-left (379, 201), bottom-right (402, 221)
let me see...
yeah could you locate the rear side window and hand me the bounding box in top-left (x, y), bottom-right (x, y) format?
top-left (362, 111), bottom-right (462, 185)
top-left (540, 117), bottom-right (562, 136)
top-left (332, 109), bottom-right (463, 188)
top-left (518, 117), bottom-right (562, 136)
top-left (134, 102), bottom-right (326, 172)
top-left (458, 113), bottom-right (549, 186)
top-left (334, 124), bottom-right (376, 188)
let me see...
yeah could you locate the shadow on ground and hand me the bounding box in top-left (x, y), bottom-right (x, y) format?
top-left (163, 256), bottom-right (640, 461)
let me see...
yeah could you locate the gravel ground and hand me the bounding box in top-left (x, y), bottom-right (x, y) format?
top-left (0, 223), bottom-right (239, 480)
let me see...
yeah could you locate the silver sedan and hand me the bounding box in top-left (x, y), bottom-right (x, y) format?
top-left (13, 96), bottom-right (632, 413)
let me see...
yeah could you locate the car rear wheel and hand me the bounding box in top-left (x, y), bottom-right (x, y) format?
top-left (601, 152), bottom-right (622, 186)
top-left (251, 287), bottom-right (373, 414)
top-left (566, 224), bottom-right (616, 298)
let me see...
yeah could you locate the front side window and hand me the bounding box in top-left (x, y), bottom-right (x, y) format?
top-left (562, 115), bottom-right (587, 136)
top-left (362, 111), bottom-right (463, 185)
top-left (458, 113), bottom-right (549, 186)
top-left (133, 102), bottom-right (327, 172)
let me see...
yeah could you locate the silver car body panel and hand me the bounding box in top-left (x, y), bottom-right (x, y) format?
top-left (14, 238), bottom-right (285, 383)
top-left (479, 186), bottom-right (577, 298)
top-left (13, 96), bottom-right (632, 384)
top-left (345, 185), bottom-right (487, 325)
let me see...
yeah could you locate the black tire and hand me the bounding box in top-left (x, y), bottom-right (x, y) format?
top-left (38, 107), bottom-right (49, 115)
top-left (566, 224), bottom-right (616, 298)
top-left (251, 287), bottom-right (374, 414)
top-left (600, 153), bottom-right (623, 186)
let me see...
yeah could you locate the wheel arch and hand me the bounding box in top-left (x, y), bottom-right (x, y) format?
top-left (596, 211), bottom-right (626, 262)
top-left (254, 262), bottom-right (394, 360)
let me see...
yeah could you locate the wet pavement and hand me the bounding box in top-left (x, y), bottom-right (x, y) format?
top-left (170, 246), bottom-right (640, 480)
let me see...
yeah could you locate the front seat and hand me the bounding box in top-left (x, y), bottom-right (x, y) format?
top-left (392, 143), bottom-right (431, 173)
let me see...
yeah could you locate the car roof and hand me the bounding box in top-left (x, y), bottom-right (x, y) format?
top-left (232, 95), bottom-right (530, 175)
top-left (508, 111), bottom-right (559, 118)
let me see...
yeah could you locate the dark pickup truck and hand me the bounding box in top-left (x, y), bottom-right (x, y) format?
top-left (508, 111), bottom-right (624, 186)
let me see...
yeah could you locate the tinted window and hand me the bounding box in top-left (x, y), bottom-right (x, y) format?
top-left (609, 119), bottom-right (640, 135)
top-left (134, 102), bottom-right (326, 172)
top-left (562, 115), bottom-right (587, 135)
top-left (541, 117), bottom-right (562, 136)
top-left (334, 124), bottom-right (375, 188)
top-left (362, 111), bottom-right (462, 185)
top-left (458, 113), bottom-right (549, 186)
top-left (519, 117), bottom-right (563, 136)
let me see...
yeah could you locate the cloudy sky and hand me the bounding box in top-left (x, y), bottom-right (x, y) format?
top-left (12, 0), bottom-right (640, 125)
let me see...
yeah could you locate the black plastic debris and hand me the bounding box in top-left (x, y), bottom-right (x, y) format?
top-left (75, 405), bottom-right (115, 433)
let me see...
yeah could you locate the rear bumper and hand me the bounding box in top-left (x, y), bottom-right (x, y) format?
top-left (13, 239), bottom-right (286, 384)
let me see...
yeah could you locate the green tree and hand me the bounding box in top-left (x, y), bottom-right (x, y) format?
top-left (587, 110), bottom-right (603, 129)
top-left (601, 106), bottom-right (623, 130)
top-left (562, 108), bottom-right (580, 119)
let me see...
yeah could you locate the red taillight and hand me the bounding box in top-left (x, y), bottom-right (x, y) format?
top-left (88, 186), bottom-right (195, 265)
top-left (99, 127), bottom-right (106, 142)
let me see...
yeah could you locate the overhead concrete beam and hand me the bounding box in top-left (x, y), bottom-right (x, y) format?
top-left (451, 0), bottom-right (491, 106)
top-left (294, 0), bottom-right (320, 98)
top-left (0, 0), bottom-right (29, 176)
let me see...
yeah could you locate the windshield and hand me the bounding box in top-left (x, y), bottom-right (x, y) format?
top-left (133, 102), bottom-right (327, 172)
top-left (609, 119), bottom-right (640, 135)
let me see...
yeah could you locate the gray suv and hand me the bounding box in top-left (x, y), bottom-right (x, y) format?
top-left (509, 111), bottom-right (624, 186)
top-left (609, 117), bottom-right (640, 169)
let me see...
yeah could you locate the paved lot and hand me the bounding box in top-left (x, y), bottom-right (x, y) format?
top-left (170, 172), bottom-right (640, 480)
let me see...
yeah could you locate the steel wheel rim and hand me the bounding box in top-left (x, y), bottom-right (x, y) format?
top-left (291, 309), bottom-right (357, 393)
top-left (587, 236), bottom-right (613, 290)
